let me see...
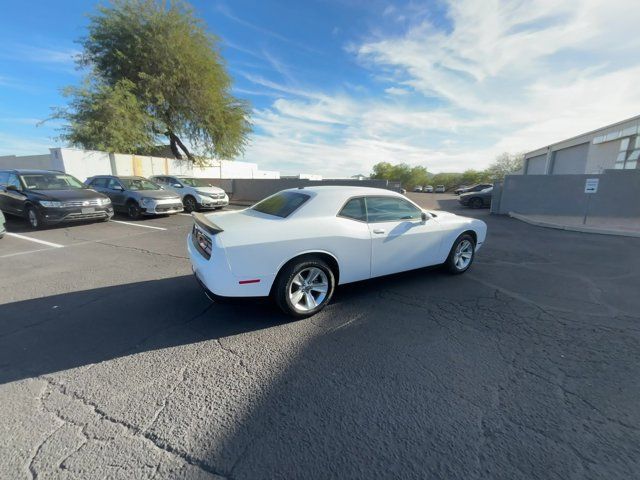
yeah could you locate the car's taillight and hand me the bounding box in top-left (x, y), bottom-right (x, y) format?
top-left (192, 224), bottom-right (212, 260)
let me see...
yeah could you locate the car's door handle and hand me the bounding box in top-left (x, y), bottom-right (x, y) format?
top-left (373, 228), bottom-right (386, 234)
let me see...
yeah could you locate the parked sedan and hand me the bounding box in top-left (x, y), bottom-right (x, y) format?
top-left (456, 183), bottom-right (493, 195)
top-left (424, 185), bottom-right (434, 193)
top-left (435, 185), bottom-right (446, 193)
top-left (150, 175), bottom-right (228, 212)
top-left (459, 187), bottom-right (493, 208)
top-left (413, 186), bottom-right (423, 192)
top-left (86, 175), bottom-right (183, 219)
top-left (0, 209), bottom-right (5, 238)
top-left (188, 186), bottom-right (487, 318)
top-left (0, 169), bottom-right (113, 229)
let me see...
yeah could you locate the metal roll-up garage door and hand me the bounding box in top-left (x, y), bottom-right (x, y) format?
top-left (525, 154), bottom-right (547, 174)
top-left (551, 143), bottom-right (589, 174)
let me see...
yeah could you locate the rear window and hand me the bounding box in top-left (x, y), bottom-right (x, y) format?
top-left (252, 191), bottom-right (310, 218)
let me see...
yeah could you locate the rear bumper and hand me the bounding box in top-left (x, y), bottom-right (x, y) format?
top-left (187, 232), bottom-right (273, 297)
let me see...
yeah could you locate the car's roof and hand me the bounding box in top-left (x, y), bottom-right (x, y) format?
top-left (286, 185), bottom-right (403, 198)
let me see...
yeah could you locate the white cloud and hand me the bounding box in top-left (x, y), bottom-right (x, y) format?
top-left (0, 44), bottom-right (80, 73)
top-left (241, 0), bottom-right (640, 176)
top-left (384, 86), bottom-right (411, 96)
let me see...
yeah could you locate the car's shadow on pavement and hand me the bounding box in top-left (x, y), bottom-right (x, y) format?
top-left (2, 211), bottom-right (177, 234)
top-left (3, 214), bottom-right (108, 234)
top-left (0, 275), bottom-right (287, 384)
top-left (0, 266), bottom-right (455, 385)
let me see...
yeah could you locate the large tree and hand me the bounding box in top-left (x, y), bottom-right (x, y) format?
top-left (485, 152), bottom-right (525, 180)
top-left (57, 0), bottom-right (251, 161)
top-left (371, 162), bottom-right (429, 189)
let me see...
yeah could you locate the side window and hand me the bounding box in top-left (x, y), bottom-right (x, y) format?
top-left (8, 174), bottom-right (21, 189)
top-left (107, 178), bottom-right (122, 190)
top-left (91, 178), bottom-right (107, 188)
top-left (338, 197), bottom-right (366, 221)
top-left (365, 197), bottom-right (422, 223)
top-left (156, 177), bottom-right (168, 184)
top-left (0, 172), bottom-right (8, 186)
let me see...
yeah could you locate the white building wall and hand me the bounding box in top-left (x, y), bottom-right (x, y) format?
top-left (52, 148), bottom-right (111, 180)
top-left (2, 147), bottom-right (282, 181)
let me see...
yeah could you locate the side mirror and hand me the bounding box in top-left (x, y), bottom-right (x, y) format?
top-left (112, 185), bottom-right (124, 191)
top-left (173, 183), bottom-right (183, 188)
top-left (6, 185), bottom-right (19, 192)
top-left (421, 212), bottom-right (428, 222)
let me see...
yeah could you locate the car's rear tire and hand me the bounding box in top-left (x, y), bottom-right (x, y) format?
top-left (274, 257), bottom-right (335, 318)
top-left (470, 197), bottom-right (483, 209)
top-left (183, 195), bottom-right (197, 213)
top-left (127, 200), bottom-right (142, 220)
top-left (25, 206), bottom-right (42, 230)
top-left (445, 233), bottom-right (475, 274)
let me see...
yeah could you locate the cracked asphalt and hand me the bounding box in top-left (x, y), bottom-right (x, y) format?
top-left (1, 194), bottom-right (639, 479)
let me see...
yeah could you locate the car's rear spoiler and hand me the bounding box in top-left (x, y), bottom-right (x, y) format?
top-left (192, 212), bottom-right (224, 235)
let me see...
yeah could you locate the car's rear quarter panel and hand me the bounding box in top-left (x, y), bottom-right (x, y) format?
top-left (221, 216), bottom-right (372, 290)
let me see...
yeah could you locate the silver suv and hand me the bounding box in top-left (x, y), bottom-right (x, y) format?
top-left (86, 175), bottom-right (183, 219)
top-left (150, 175), bottom-right (229, 213)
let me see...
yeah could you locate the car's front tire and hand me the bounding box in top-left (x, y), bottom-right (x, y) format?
top-left (274, 257), bottom-right (335, 318)
top-left (127, 200), bottom-right (142, 220)
top-left (445, 233), bottom-right (475, 274)
top-left (183, 195), bottom-right (197, 213)
top-left (25, 205), bottom-right (43, 230)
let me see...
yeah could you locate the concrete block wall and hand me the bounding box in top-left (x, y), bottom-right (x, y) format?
top-left (0, 154), bottom-right (57, 171)
top-left (494, 169), bottom-right (640, 218)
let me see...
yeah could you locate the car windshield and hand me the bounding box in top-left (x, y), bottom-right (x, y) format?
top-left (179, 178), bottom-right (215, 188)
top-left (481, 187), bottom-right (493, 192)
top-left (252, 191), bottom-right (311, 218)
top-left (120, 178), bottom-right (160, 191)
top-left (20, 173), bottom-right (85, 190)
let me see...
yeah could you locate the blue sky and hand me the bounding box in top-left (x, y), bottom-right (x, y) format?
top-left (1, 0), bottom-right (639, 176)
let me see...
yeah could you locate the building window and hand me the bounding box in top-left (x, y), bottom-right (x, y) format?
top-left (615, 136), bottom-right (639, 169)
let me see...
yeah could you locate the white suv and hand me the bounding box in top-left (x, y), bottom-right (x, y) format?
top-left (151, 175), bottom-right (229, 212)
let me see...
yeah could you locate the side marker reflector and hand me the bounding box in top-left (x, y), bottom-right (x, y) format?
top-left (239, 279), bottom-right (261, 285)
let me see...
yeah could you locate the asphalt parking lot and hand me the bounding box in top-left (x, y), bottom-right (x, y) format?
top-left (1, 193), bottom-right (639, 479)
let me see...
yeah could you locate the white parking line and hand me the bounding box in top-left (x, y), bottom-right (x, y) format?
top-left (179, 213), bottom-right (193, 217)
top-left (0, 247), bottom-right (53, 259)
top-left (109, 220), bottom-right (167, 231)
top-left (5, 232), bottom-right (64, 248)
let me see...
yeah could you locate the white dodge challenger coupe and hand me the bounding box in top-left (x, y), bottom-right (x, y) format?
top-left (187, 186), bottom-right (487, 318)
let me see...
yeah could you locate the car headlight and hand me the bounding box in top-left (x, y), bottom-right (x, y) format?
top-left (98, 197), bottom-right (111, 206)
top-left (195, 190), bottom-right (211, 197)
top-left (39, 200), bottom-right (62, 208)
top-left (140, 197), bottom-right (153, 207)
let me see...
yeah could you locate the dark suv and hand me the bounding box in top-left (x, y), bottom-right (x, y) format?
top-left (0, 169), bottom-right (113, 229)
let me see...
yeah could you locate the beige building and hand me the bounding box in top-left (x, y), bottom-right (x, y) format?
top-left (522, 115), bottom-right (640, 175)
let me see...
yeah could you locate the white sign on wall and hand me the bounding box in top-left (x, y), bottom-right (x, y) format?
top-left (584, 178), bottom-right (599, 194)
